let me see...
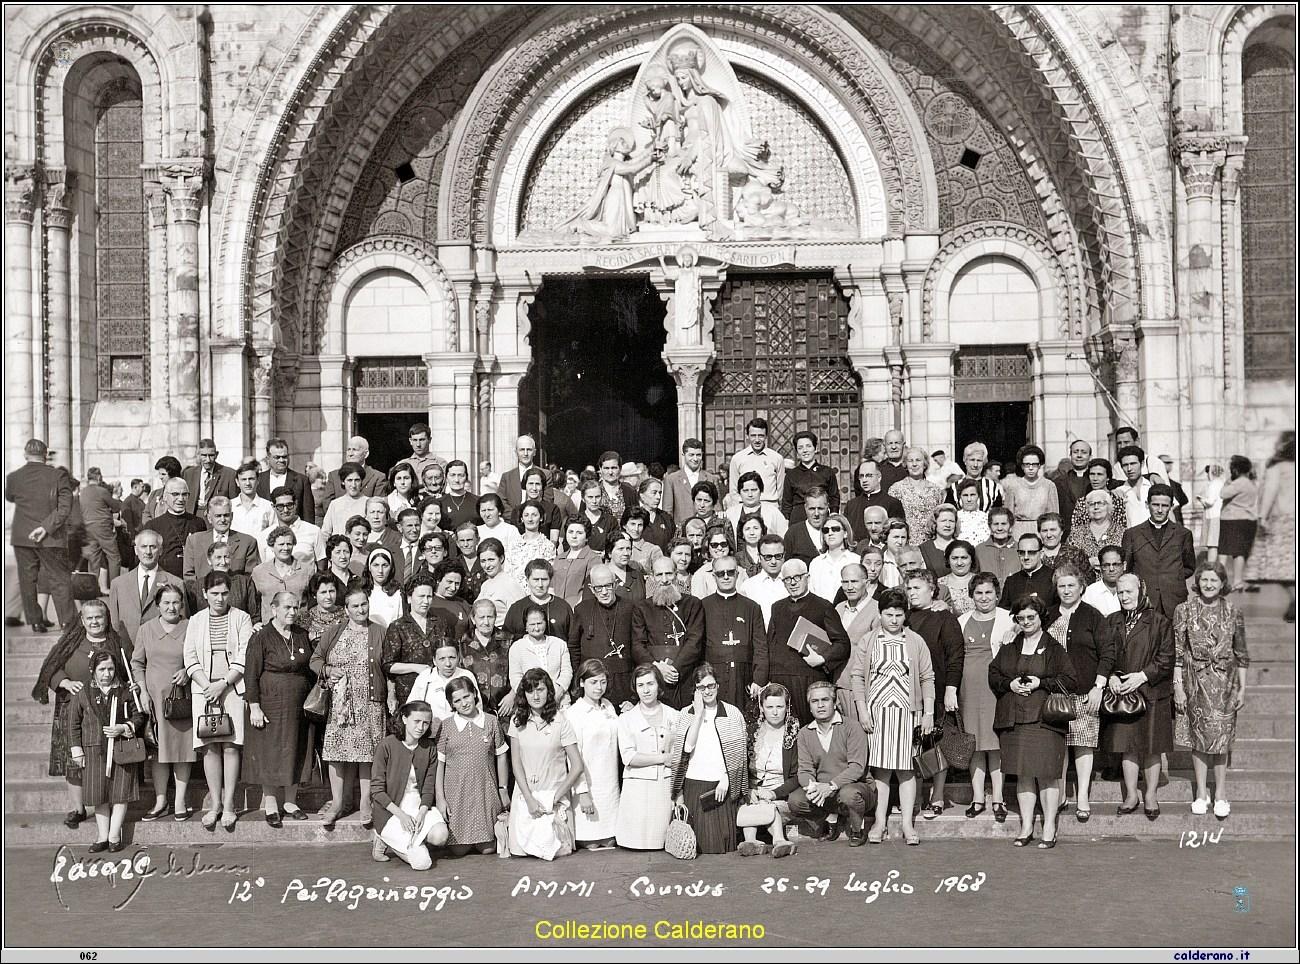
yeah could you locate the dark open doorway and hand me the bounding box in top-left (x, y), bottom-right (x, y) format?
top-left (954, 402), bottom-right (1030, 473)
top-left (356, 412), bottom-right (423, 476)
top-left (519, 276), bottom-right (678, 471)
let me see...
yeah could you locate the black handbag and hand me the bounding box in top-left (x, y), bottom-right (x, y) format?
top-left (163, 683), bottom-right (192, 721)
top-left (1102, 688), bottom-right (1146, 719)
top-left (936, 709), bottom-right (976, 770)
top-left (302, 675), bottom-right (331, 722)
top-left (913, 724), bottom-right (948, 780)
top-left (1041, 681), bottom-right (1078, 725)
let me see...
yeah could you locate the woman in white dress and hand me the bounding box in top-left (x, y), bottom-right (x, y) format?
top-left (808, 513), bottom-right (860, 601)
top-left (615, 663), bottom-right (683, 850)
top-left (363, 548), bottom-right (405, 629)
top-left (565, 659), bottom-right (622, 849)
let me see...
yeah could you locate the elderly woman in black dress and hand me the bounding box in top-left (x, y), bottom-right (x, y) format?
top-left (1103, 572), bottom-right (1176, 820)
top-left (32, 599), bottom-right (129, 831)
top-left (244, 590), bottom-right (317, 827)
top-left (904, 570), bottom-right (964, 819)
top-left (130, 584), bottom-right (194, 821)
top-left (68, 650), bottom-right (147, 852)
top-left (989, 595), bottom-right (1076, 848)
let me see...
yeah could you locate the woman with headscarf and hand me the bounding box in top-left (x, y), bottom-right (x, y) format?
top-left (362, 547), bottom-right (405, 630)
top-left (1102, 573), bottom-right (1175, 820)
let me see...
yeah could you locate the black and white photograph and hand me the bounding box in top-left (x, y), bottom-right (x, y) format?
top-left (2, 2), bottom-right (1296, 956)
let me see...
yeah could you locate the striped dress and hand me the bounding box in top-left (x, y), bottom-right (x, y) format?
top-left (866, 634), bottom-right (914, 770)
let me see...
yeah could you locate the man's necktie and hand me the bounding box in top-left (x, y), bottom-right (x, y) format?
top-left (140, 573), bottom-right (151, 610)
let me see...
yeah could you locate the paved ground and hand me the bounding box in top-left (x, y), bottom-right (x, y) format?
top-left (5, 833), bottom-right (1294, 950)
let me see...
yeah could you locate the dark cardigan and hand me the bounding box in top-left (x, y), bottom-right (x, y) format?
top-left (747, 717), bottom-right (801, 800)
top-left (988, 634), bottom-right (1077, 733)
top-left (370, 732), bottom-right (440, 831)
top-left (1043, 601), bottom-right (1116, 695)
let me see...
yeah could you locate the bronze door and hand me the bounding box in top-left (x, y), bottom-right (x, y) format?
top-left (702, 276), bottom-right (860, 504)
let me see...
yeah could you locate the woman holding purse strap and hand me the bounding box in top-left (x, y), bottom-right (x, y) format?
top-left (130, 584), bottom-right (194, 821)
top-left (184, 570), bottom-right (254, 833)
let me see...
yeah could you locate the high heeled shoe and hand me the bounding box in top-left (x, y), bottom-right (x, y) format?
top-left (1116, 799), bottom-right (1142, 815)
top-left (1013, 832), bottom-right (1035, 847)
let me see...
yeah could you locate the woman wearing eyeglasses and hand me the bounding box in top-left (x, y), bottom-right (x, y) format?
top-left (692, 526), bottom-right (748, 598)
top-left (808, 513), bottom-right (860, 602)
top-left (1001, 445), bottom-right (1059, 539)
top-left (989, 595), bottom-right (1077, 848)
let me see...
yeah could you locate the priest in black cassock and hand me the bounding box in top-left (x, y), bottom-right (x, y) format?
top-left (631, 558), bottom-right (704, 709)
top-left (755, 559), bottom-right (851, 725)
top-left (700, 555), bottom-right (765, 713)
top-left (567, 565), bottom-right (636, 708)
top-left (141, 477), bottom-right (207, 579)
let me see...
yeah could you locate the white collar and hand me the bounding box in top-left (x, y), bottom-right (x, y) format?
top-left (807, 711), bottom-right (844, 730)
top-left (453, 710), bottom-right (487, 732)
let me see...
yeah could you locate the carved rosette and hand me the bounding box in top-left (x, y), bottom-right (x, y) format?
top-left (1174, 132), bottom-right (1228, 201)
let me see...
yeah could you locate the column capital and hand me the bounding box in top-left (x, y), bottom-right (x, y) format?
top-left (1220, 136), bottom-right (1249, 203)
top-left (151, 158), bottom-right (208, 223)
top-left (1174, 132), bottom-right (1228, 200)
top-left (661, 346), bottom-right (716, 390)
top-left (5, 165), bottom-right (39, 224)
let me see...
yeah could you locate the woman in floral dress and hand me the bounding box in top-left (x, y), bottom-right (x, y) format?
top-left (1173, 562), bottom-right (1249, 819)
top-left (888, 448), bottom-right (944, 546)
top-left (311, 584), bottom-right (387, 829)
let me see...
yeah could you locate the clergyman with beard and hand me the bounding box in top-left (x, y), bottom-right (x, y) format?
top-left (631, 557), bottom-right (704, 709)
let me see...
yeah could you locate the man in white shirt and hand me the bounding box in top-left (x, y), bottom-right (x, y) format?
top-left (1081, 545), bottom-right (1124, 616)
top-left (926, 449), bottom-right (966, 488)
top-left (1115, 445), bottom-right (1154, 527)
top-left (230, 460), bottom-right (274, 538)
top-left (258, 486), bottom-right (325, 566)
top-left (729, 417), bottom-right (785, 506)
top-left (1111, 427), bottom-right (1167, 484)
top-left (740, 533), bottom-right (789, 625)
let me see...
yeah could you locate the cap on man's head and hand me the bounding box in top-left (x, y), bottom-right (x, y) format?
top-left (620, 461), bottom-right (640, 479)
top-left (779, 559), bottom-right (808, 579)
top-left (24, 439), bottom-right (48, 457)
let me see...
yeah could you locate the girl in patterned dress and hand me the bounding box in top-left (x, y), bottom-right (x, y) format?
top-left (1174, 562), bottom-right (1250, 819)
top-left (437, 676), bottom-right (510, 855)
top-left (853, 588), bottom-right (935, 845)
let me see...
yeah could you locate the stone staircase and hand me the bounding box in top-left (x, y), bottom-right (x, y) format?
top-left (5, 609), bottom-right (1295, 844)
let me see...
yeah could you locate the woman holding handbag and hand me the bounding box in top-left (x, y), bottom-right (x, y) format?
top-left (616, 663), bottom-right (684, 850)
top-left (184, 570), bottom-right (254, 833)
top-left (68, 651), bottom-right (147, 852)
top-left (130, 584), bottom-right (194, 821)
top-left (989, 595), bottom-right (1077, 849)
top-left (311, 583), bottom-right (388, 830)
top-left (507, 668), bottom-right (586, 859)
top-left (243, 591), bottom-right (317, 828)
top-left (737, 683), bottom-right (800, 858)
top-left (1102, 573), bottom-right (1176, 820)
top-left (903, 571), bottom-right (964, 820)
top-left (674, 662), bottom-right (749, 854)
top-left (956, 574), bottom-right (1014, 822)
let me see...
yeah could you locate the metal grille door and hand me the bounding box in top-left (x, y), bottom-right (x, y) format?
top-left (703, 276), bottom-right (860, 503)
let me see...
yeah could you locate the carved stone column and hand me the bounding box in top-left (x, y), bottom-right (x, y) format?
top-left (162, 161), bottom-right (205, 462)
top-left (5, 166), bottom-right (38, 471)
top-left (900, 343), bottom-right (957, 455)
top-left (662, 349), bottom-right (715, 449)
top-left (656, 256), bottom-right (721, 448)
top-left (143, 179), bottom-right (171, 456)
top-left (251, 354), bottom-right (277, 460)
top-left (1219, 140), bottom-right (1248, 447)
top-left (44, 169), bottom-right (74, 471)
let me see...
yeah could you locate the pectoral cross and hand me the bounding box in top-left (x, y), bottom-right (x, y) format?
top-left (665, 627), bottom-right (685, 648)
top-left (721, 629), bottom-right (740, 647)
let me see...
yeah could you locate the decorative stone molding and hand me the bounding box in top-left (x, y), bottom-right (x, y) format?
top-left (922, 222), bottom-right (1078, 340)
top-left (43, 167), bottom-right (72, 229)
top-left (5, 166), bottom-right (39, 223)
top-left (158, 160), bottom-right (208, 224)
top-left (1174, 133), bottom-right (1228, 200)
top-left (312, 234), bottom-right (458, 356)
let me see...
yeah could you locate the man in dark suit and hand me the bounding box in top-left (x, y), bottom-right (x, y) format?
top-left (256, 437), bottom-right (315, 524)
top-left (568, 565), bottom-right (637, 707)
top-left (80, 467), bottom-right (122, 593)
top-left (661, 438), bottom-right (721, 522)
top-left (1121, 484), bottom-right (1196, 621)
top-left (1000, 532), bottom-right (1058, 609)
top-left (6, 439), bottom-right (74, 631)
top-left (107, 528), bottom-right (185, 646)
top-left (784, 488), bottom-right (831, 566)
top-left (321, 436), bottom-right (388, 512)
top-left (700, 556), bottom-right (766, 708)
top-left (141, 477), bottom-right (207, 579)
top-left (877, 429), bottom-right (909, 492)
top-left (498, 434), bottom-right (547, 520)
top-left (843, 459), bottom-right (905, 543)
top-left (392, 507), bottom-right (424, 584)
top-left (181, 438), bottom-right (238, 518)
top-left (182, 496), bottom-right (260, 580)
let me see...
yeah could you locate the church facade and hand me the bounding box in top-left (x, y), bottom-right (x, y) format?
top-left (4, 4), bottom-right (1294, 508)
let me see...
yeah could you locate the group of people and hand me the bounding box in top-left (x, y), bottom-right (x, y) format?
top-left (16, 421), bottom-right (1293, 861)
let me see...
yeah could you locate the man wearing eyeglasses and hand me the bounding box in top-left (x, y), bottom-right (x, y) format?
top-left (740, 534), bottom-right (789, 625)
top-left (1082, 545), bottom-right (1125, 616)
top-left (255, 437), bottom-right (315, 525)
top-left (257, 485), bottom-right (325, 566)
top-left (999, 532), bottom-right (1058, 609)
top-left (140, 477), bottom-right (207, 579)
top-left (568, 565), bottom-right (637, 709)
top-left (755, 560), bottom-right (851, 725)
top-left (701, 555), bottom-right (766, 709)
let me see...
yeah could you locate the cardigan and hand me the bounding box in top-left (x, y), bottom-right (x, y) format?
top-left (850, 628), bottom-right (936, 713)
top-left (310, 620), bottom-right (388, 705)
top-left (1043, 601), bottom-right (1116, 695)
top-left (905, 607), bottom-right (964, 698)
top-left (673, 700), bottom-right (750, 802)
top-left (183, 607), bottom-right (254, 696)
top-left (957, 608), bottom-right (1016, 659)
top-left (748, 718), bottom-right (801, 800)
top-left (370, 731), bottom-right (440, 831)
top-left (988, 634), bottom-right (1077, 732)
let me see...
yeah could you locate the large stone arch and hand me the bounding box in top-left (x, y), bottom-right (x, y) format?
top-left (439, 4), bottom-right (940, 245)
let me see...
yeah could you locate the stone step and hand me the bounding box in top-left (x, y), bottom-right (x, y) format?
top-left (7, 677), bottom-right (41, 702)
top-left (1240, 687), bottom-right (1296, 715)
top-left (940, 770), bottom-right (1294, 804)
top-left (1247, 663), bottom-right (1295, 686)
top-left (5, 809), bottom-right (374, 846)
top-left (1248, 640), bottom-right (1296, 663)
top-left (5, 636), bottom-right (57, 655)
top-left (874, 803), bottom-right (1294, 839)
top-left (5, 776), bottom-right (338, 814)
top-left (1237, 714), bottom-right (1297, 739)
